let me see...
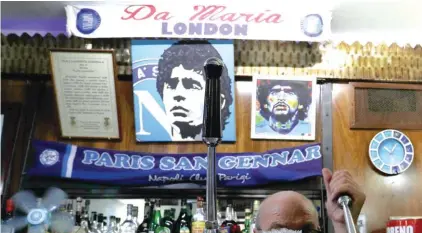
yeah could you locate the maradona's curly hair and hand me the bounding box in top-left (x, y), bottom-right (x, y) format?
top-left (257, 80), bottom-right (312, 121)
top-left (156, 40), bottom-right (233, 130)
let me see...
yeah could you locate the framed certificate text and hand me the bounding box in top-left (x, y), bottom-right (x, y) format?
top-left (50, 49), bottom-right (121, 139)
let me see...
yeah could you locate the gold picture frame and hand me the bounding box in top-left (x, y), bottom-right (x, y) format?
top-left (49, 49), bottom-right (121, 140)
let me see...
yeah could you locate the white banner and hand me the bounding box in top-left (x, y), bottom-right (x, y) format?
top-left (65, 1), bottom-right (332, 41)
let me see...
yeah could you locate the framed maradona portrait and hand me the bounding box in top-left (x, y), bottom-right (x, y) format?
top-left (251, 75), bottom-right (317, 141)
top-left (131, 39), bottom-right (236, 142)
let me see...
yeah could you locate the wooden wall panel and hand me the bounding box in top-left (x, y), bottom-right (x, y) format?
top-left (332, 83), bottom-right (422, 233)
top-left (1, 79), bottom-right (27, 199)
top-left (33, 80), bottom-right (321, 154)
top-left (2, 33), bottom-right (422, 82)
top-left (1, 80), bottom-right (27, 103)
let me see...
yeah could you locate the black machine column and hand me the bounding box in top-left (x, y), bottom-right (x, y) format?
top-left (202, 57), bottom-right (224, 233)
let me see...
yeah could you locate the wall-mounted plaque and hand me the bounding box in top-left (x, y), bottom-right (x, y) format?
top-left (49, 49), bottom-right (121, 139)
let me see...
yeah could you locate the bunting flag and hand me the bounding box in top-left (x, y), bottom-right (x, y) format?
top-left (27, 140), bottom-right (323, 187)
top-left (65, 1), bottom-right (331, 41)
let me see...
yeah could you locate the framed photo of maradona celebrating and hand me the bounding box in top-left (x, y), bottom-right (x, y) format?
top-left (131, 40), bottom-right (236, 142)
top-left (251, 75), bottom-right (317, 141)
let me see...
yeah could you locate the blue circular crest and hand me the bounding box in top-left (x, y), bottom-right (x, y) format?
top-left (76, 8), bottom-right (101, 35)
top-left (40, 149), bottom-right (59, 166)
top-left (301, 14), bottom-right (324, 37)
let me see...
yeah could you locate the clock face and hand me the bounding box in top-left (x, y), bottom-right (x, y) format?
top-left (369, 129), bottom-right (414, 175)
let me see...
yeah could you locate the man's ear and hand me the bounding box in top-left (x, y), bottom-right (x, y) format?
top-left (221, 94), bottom-right (226, 110)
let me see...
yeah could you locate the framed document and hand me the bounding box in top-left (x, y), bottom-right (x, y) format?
top-left (49, 49), bottom-right (121, 139)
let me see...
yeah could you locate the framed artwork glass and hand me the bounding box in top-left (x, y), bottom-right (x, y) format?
top-left (251, 75), bottom-right (317, 141)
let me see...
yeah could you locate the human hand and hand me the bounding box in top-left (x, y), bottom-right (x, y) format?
top-left (322, 168), bottom-right (366, 231)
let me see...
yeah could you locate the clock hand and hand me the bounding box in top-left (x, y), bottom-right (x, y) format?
top-left (391, 143), bottom-right (398, 152)
top-left (383, 146), bottom-right (391, 153)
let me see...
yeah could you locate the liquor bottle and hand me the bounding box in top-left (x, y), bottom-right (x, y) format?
top-left (167, 209), bottom-right (176, 230)
top-left (170, 209), bottom-right (176, 220)
top-left (2, 199), bottom-right (14, 222)
top-left (106, 216), bottom-right (117, 233)
top-left (221, 204), bottom-right (241, 233)
top-left (149, 200), bottom-right (162, 233)
top-left (67, 200), bottom-right (75, 224)
top-left (103, 215), bottom-right (108, 232)
top-left (136, 201), bottom-right (151, 233)
top-left (154, 209), bottom-right (173, 233)
top-left (82, 200), bottom-right (91, 229)
top-left (98, 213), bottom-right (105, 232)
top-left (77, 211), bottom-right (91, 233)
top-left (91, 212), bottom-right (101, 233)
top-left (250, 200), bottom-right (260, 233)
top-left (216, 200), bottom-right (223, 226)
top-left (133, 206), bottom-right (140, 226)
top-left (187, 203), bottom-right (193, 221)
top-left (121, 204), bottom-right (137, 233)
top-left (85, 201), bottom-right (91, 217)
top-left (149, 200), bottom-right (156, 222)
top-left (174, 199), bottom-right (191, 233)
top-left (76, 197), bottom-right (83, 226)
top-left (1, 199), bottom-right (15, 233)
top-left (59, 202), bottom-right (67, 212)
top-left (116, 218), bottom-right (122, 233)
top-left (243, 209), bottom-right (251, 233)
top-left (191, 197), bottom-right (205, 233)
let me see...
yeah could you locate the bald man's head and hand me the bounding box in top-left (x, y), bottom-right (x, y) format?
top-left (256, 191), bottom-right (319, 232)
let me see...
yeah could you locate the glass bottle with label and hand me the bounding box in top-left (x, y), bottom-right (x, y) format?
top-left (192, 197), bottom-right (205, 233)
top-left (187, 203), bottom-right (193, 222)
top-left (221, 204), bottom-right (241, 233)
top-left (91, 212), bottom-right (101, 233)
top-left (67, 200), bottom-right (75, 227)
top-left (216, 200), bottom-right (223, 226)
top-left (137, 201), bottom-right (151, 233)
top-left (250, 200), bottom-right (260, 233)
top-left (3, 199), bottom-right (14, 222)
top-left (121, 204), bottom-right (137, 233)
top-left (116, 218), bottom-right (122, 233)
top-left (75, 197), bottom-right (83, 226)
top-left (243, 209), bottom-right (251, 233)
top-left (155, 209), bottom-right (174, 233)
top-left (98, 214), bottom-right (105, 231)
top-left (133, 206), bottom-right (140, 226)
top-left (174, 199), bottom-right (191, 233)
top-left (149, 200), bottom-right (162, 233)
top-left (84, 200), bottom-right (91, 227)
top-left (1, 199), bottom-right (14, 233)
top-left (106, 216), bottom-right (117, 233)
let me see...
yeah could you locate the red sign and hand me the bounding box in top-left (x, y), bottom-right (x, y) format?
top-left (387, 217), bottom-right (422, 233)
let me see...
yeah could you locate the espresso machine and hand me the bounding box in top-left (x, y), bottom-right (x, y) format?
top-left (201, 58), bottom-right (357, 233)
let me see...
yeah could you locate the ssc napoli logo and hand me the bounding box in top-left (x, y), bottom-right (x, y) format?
top-left (39, 149), bottom-right (59, 166)
top-left (301, 14), bottom-right (324, 37)
top-left (76, 8), bottom-right (101, 35)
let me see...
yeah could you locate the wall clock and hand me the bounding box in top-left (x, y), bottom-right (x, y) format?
top-left (369, 129), bottom-right (414, 175)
